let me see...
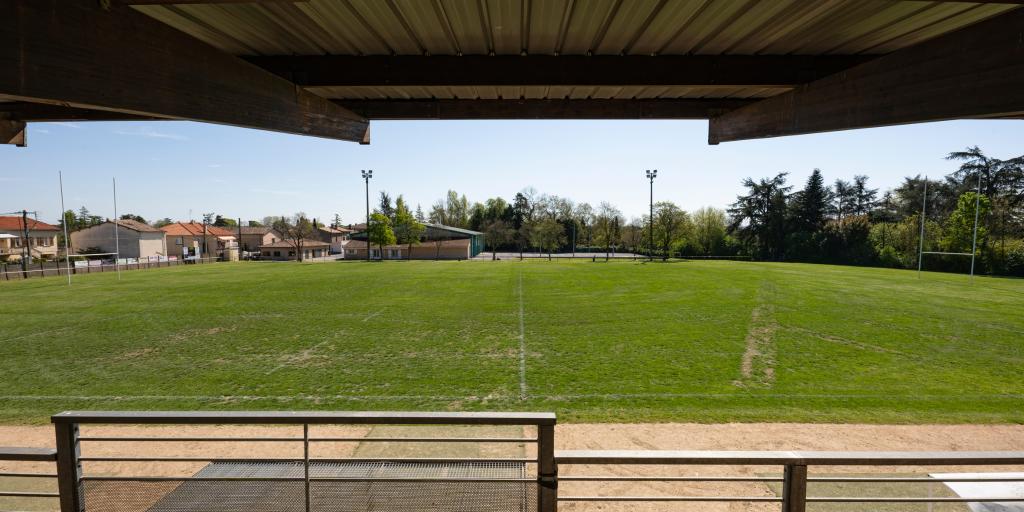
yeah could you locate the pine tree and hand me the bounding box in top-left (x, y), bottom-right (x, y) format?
top-left (791, 169), bottom-right (830, 232)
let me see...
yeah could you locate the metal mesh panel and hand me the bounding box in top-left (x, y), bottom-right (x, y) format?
top-left (81, 461), bottom-right (534, 512)
top-left (311, 461), bottom-right (534, 512)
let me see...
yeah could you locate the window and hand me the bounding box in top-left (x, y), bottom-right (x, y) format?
top-left (371, 249), bottom-right (381, 259)
top-left (388, 249), bottom-right (400, 259)
top-left (273, 251), bottom-right (281, 257)
top-left (175, 237), bottom-right (183, 246)
top-left (288, 251), bottom-right (295, 256)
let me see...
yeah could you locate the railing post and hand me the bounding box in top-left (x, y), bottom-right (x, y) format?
top-left (782, 464), bottom-right (807, 512)
top-left (537, 424), bottom-right (556, 512)
top-left (54, 422), bottom-right (82, 512)
top-left (303, 423), bottom-right (311, 512)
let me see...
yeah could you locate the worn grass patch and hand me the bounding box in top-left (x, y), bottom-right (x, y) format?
top-left (1, 260), bottom-right (1023, 424)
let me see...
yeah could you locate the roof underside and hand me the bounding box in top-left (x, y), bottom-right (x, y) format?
top-left (134, 0), bottom-right (1018, 101)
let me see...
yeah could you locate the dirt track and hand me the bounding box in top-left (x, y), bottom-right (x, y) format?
top-left (4, 423), bottom-right (1024, 511)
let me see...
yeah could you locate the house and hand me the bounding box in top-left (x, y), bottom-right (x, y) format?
top-left (160, 222), bottom-right (238, 260)
top-left (70, 219), bottom-right (165, 259)
top-left (237, 226), bottom-right (282, 254)
top-left (316, 225), bottom-right (353, 254)
top-left (0, 216), bottom-right (60, 261)
top-left (259, 240), bottom-right (331, 261)
top-left (343, 223), bottom-right (484, 260)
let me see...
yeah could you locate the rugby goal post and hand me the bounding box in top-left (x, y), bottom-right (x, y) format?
top-left (917, 173), bottom-right (983, 281)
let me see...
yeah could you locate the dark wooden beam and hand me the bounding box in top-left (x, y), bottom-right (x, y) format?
top-left (1, 120), bottom-right (26, 146)
top-left (708, 8), bottom-right (1024, 143)
top-left (247, 55), bottom-right (875, 88)
top-left (113, 1), bottom-right (306, 5)
top-left (336, 99), bottom-right (755, 120)
top-left (0, 0), bottom-right (368, 142)
top-left (0, 102), bottom-right (158, 121)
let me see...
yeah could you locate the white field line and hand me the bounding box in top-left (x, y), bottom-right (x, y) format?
top-left (518, 271), bottom-right (527, 400)
top-left (3, 393), bottom-right (1023, 402)
top-left (362, 308), bottom-right (385, 322)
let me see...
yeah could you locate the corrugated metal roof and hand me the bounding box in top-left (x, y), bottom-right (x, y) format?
top-left (133, 0), bottom-right (1019, 100)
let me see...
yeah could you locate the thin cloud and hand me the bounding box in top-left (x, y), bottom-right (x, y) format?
top-left (207, 164), bottom-right (223, 168)
top-left (49, 122), bottom-right (81, 129)
top-left (113, 128), bottom-right (189, 141)
top-left (34, 128), bottom-right (51, 134)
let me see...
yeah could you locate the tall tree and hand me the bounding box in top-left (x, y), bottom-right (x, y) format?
top-left (378, 191), bottom-right (395, 221)
top-left (851, 175), bottom-right (878, 216)
top-left (790, 169), bottom-right (830, 232)
top-left (529, 217), bottom-right (567, 259)
top-left (392, 196), bottom-right (425, 259)
top-left (653, 201), bottom-right (688, 259)
top-left (692, 207), bottom-right (727, 255)
top-left (728, 173), bottom-right (791, 260)
top-left (483, 220), bottom-right (513, 260)
top-left (832, 179), bottom-right (854, 221)
top-left (272, 213), bottom-right (316, 262)
top-left (366, 213), bottom-right (396, 258)
top-left (331, 214), bottom-right (342, 228)
top-left (594, 202), bottom-right (624, 259)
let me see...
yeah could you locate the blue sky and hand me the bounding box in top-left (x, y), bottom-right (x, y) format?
top-left (1, 119), bottom-right (1022, 225)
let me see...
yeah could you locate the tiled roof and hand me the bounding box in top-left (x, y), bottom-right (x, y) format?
top-left (0, 216), bottom-right (60, 231)
top-left (160, 222), bottom-right (235, 237)
top-left (260, 240), bottom-right (330, 249)
top-left (113, 219), bottom-right (162, 233)
top-left (238, 226), bottom-right (273, 235)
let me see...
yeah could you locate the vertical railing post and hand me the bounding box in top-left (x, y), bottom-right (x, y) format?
top-left (782, 464), bottom-right (807, 512)
top-left (54, 422), bottom-right (82, 512)
top-left (303, 423), bottom-right (311, 512)
top-left (537, 423), bottom-right (556, 512)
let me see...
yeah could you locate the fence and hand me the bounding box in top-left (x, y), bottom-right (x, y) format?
top-left (3, 411), bottom-right (1024, 512)
top-left (0, 257), bottom-right (220, 281)
top-left (49, 411), bottom-right (555, 512)
top-left (0, 447), bottom-right (59, 512)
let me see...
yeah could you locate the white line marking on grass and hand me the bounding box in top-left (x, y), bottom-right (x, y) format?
top-left (2, 393), bottom-right (1023, 402)
top-left (362, 309), bottom-right (385, 322)
top-left (517, 270), bottom-right (527, 400)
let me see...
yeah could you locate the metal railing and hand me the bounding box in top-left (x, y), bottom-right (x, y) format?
top-left (51, 411), bottom-right (556, 512)
top-left (555, 450), bottom-right (1024, 511)
top-left (0, 446), bottom-right (59, 511)
top-left (4, 412), bottom-right (1021, 512)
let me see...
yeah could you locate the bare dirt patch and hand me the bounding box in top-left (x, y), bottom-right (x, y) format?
top-left (735, 282), bottom-right (778, 388)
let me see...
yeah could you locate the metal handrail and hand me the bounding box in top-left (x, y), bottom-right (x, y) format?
top-left (52, 410), bottom-right (556, 425)
top-left (555, 450), bottom-right (1024, 511)
top-left (555, 450), bottom-right (1024, 465)
top-left (0, 447), bottom-right (57, 462)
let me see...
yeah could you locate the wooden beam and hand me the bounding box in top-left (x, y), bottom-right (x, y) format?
top-left (113, 1), bottom-right (306, 5)
top-left (0, 0), bottom-right (368, 142)
top-left (708, 7), bottom-right (1024, 144)
top-left (0, 102), bottom-right (158, 122)
top-left (0, 120), bottom-right (26, 146)
top-left (248, 55), bottom-right (874, 88)
top-left (336, 99), bottom-right (755, 120)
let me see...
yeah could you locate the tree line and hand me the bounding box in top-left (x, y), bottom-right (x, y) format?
top-left (729, 146), bottom-right (1024, 275)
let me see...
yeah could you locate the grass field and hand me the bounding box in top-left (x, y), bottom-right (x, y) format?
top-left (0, 259), bottom-right (1022, 424)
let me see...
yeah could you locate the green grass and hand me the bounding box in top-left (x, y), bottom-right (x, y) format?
top-left (1, 259), bottom-right (1022, 424)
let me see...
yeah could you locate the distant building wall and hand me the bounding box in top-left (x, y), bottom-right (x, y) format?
top-left (71, 224), bottom-right (165, 259)
top-left (343, 239), bottom-right (470, 260)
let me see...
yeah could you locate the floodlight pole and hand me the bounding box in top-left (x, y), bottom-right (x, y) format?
top-left (917, 177), bottom-right (927, 278)
top-left (646, 169), bottom-right (657, 261)
top-left (112, 177), bottom-right (121, 280)
top-left (362, 169), bottom-right (372, 262)
top-left (59, 171), bottom-right (71, 286)
top-left (969, 172), bottom-right (982, 283)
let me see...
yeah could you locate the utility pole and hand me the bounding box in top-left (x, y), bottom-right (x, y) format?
top-left (362, 169), bottom-right (373, 261)
top-left (238, 217), bottom-right (243, 260)
top-left (21, 209), bottom-right (30, 277)
top-left (646, 169), bottom-right (657, 261)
